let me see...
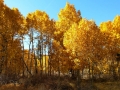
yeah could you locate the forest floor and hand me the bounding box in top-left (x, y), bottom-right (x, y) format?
top-left (0, 76), bottom-right (120, 90)
top-left (0, 81), bottom-right (120, 90)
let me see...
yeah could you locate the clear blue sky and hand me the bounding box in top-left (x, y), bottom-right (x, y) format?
top-left (4, 0), bottom-right (120, 25)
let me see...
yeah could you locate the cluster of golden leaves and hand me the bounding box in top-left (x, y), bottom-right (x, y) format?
top-left (0, 1), bottom-right (24, 73)
top-left (61, 3), bottom-right (120, 71)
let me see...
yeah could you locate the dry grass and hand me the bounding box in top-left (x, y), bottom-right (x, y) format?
top-left (0, 75), bottom-right (74, 90)
top-left (0, 76), bottom-right (120, 90)
top-left (0, 83), bottom-right (73, 90)
top-left (0, 84), bottom-right (24, 90)
top-left (94, 81), bottom-right (120, 90)
top-left (0, 83), bottom-right (46, 90)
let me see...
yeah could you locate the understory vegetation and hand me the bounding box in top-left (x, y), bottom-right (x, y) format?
top-left (0, 75), bottom-right (120, 90)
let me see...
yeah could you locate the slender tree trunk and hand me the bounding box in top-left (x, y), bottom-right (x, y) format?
top-left (81, 69), bottom-right (84, 79)
top-left (45, 46), bottom-right (47, 75)
top-left (88, 59), bottom-right (91, 79)
top-left (76, 69), bottom-right (81, 90)
top-left (48, 35), bottom-right (51, 76)
top-left (21, 36), bottom-right (25, 76)
top-left (34, 50), bottom-right (38, 74)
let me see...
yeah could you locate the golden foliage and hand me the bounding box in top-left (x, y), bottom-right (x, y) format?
top-left (0, 1), bottom-right (120, 76)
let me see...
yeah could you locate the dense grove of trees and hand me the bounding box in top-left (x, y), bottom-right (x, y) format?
top-left (0, 1), bottom-right (120, 85)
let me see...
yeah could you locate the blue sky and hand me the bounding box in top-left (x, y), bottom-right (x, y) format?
top-left (4, 0), bottom-right (120, 25)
